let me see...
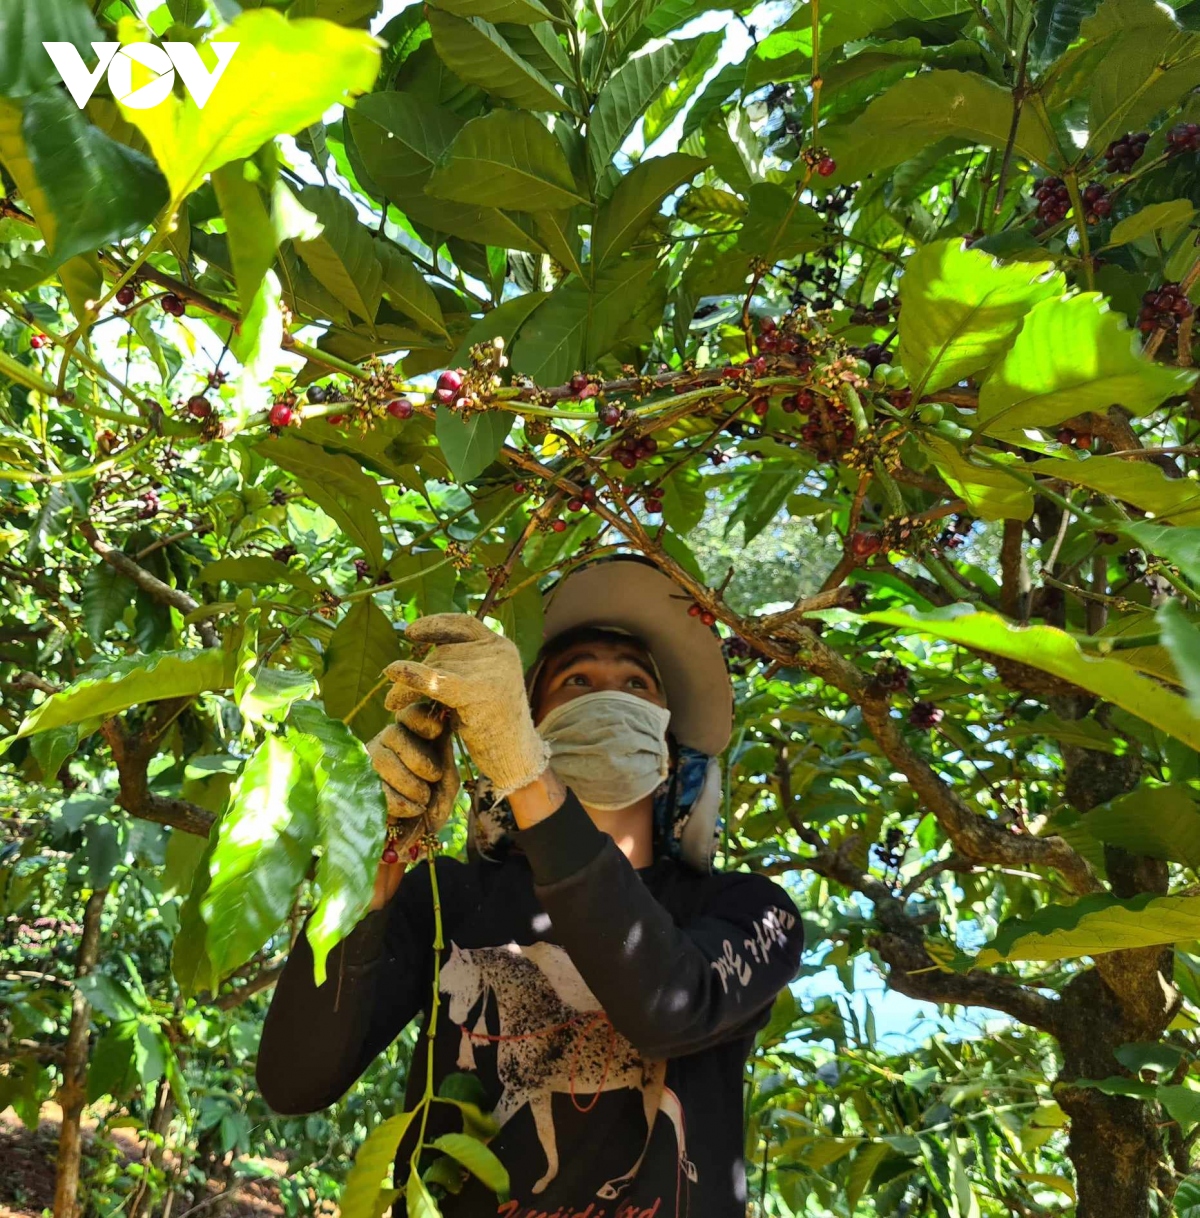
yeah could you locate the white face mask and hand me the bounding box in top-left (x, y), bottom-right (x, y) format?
top-left (537, 690), bottom-right (672, 812)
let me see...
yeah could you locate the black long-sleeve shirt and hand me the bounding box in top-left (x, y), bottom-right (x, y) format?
top-left (257, 791), bottom-right (803, 1218)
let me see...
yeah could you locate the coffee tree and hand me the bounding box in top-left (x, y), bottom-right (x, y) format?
top-left (5, 0), bottom-right (1200, 1213)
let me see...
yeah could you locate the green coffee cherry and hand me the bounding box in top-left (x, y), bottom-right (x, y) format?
top-left (885, 365), bottom-right (908, 388)
top-left (932, 419), bottom-right (973, 442)
top-left (855, 358), bottom-right (873, 379)
top-left (917, 403), bottom-right (944, 425)
top-left (872, 363), bottom-right (892, 385)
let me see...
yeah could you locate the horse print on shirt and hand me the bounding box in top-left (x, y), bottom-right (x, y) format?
top-left (439, 941), bottom-right (697, 1199)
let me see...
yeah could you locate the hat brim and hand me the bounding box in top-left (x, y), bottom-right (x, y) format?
top-left (540, 559), bottom-right (733, 756)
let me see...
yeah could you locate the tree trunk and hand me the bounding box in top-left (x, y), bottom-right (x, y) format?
top-left (52, 888), bottom-right (106, 1218)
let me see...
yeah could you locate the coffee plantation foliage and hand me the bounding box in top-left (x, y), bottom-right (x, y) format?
top-left (7, 0), bottom-right (1200, 1212)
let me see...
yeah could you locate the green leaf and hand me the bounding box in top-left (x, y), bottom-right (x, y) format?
top-left (289, 703), bottom-right (388, 985)
top-left (197, 556), bottom-right (323, 597)
top-left (977, 294), bottom-right (1197, 437)
top-left (426, 8), bottom-right (568, 112)
top-left (428, 110), bottom-right (585, 211)
top-left (1160, 599), bottom-right (1200, 717)
top-left (825, 70), bottom-right (1062, 182)
top-left (1123, 522), bottom-right (1200, 584)
top-left (978, 891), bottom-right (1200, 966)
top-left (860, 605), bottom-right (1200, 752)
top-left (511, 259), bottom-right (656, 385)
top-left (120, 9), bottom-right (380, 204)
top-left (340, 1111), bottom-right (418, 1218)
top-left (588, 40), bottom-right (695, 180)
top-left (660, 465), bottom-right (706, 534)
top-left (1176, 1174), bottom-right (1200, 1218)
top-left (0, 0), bottom-right (101, 98)
top-left (736, 183), bottom-right (825, 260)
top-left (431, 0), bottom-right (554, 23)
top-left (376, 240), bottom-right (447, 337)
top-left (288, 0), bottom-right (382, 22)
top-left (321, 599), bottom-right (402, 741)
top-left (15, 87), bottom-right (168, 265)
top-left (173, 829), bottom-right (218, 998)
top-left (643, 30), bottom-right (724, 145)
top-left (898, 240), bottom-right (1066, 396)
top-left (449, 291), bottom-right (549, 366)
top-left (388, 549), bottom-right (458, 615)
top-left (429, 1134), bottom-right (509, 1196)
top-left (58, 252), bottom-right (102, 326)
top-left (81, 560), bottom-right (137, 643)
top-left (437, 408), bottom-right (514, 482)
top-left (30, 724), bottom-right (79, 782)
top-left (294, 184), bottom-right (383, 323)
top-left (212, 160), bottom-right (276, 316)
top-left (258, 432), bottom-right (387, 566)
top-left (240, 667), bottom-right (319, 726)
top-left (346, 91), bottom-right (465, 200)
top-left (1086, 784), bottom-right (1200, 868)
top-left (592, 153), bottom-right (707, 267)
top-left (728, 461), bottom-right (801, 542)
top-left (1106, 199), bottom-right (1195, 249)
top-left (408, 1171), bottom-right (442, 1218)
top-left (919, 437), bottom-right (1034, 522)
top-left (16, 650), bottom-right (231, 738)
top-left (496, 570), bottom-right (544, 668)
top-left (201, 733), bottom-right (320, 985)
top-left (1028, 455), bottom-right (1200, 525)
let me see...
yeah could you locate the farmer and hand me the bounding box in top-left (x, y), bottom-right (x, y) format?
top-left (258, 557), bottom-right (803, 1218)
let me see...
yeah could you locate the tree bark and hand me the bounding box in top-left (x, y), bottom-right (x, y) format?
top-left (52, 888), bottom-right (106, 1218)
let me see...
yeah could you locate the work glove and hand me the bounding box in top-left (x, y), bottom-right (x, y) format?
top-left (383, 614), bottom-right (550, 800)
top-left (366, 703), bottom-right (460, 855)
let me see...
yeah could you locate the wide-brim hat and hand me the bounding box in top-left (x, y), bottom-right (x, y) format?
top-left (536, 556), bottom-right (733, 756)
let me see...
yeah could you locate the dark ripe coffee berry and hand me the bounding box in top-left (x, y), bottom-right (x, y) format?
top-left (645, 497), bottom-right (663, 515)
top-left (161, 293), bottom-right (186, 317)
top-left (639, 436), bottom-right (658, 455)
top-left (1104, 132), bottom-right (1149, 173)
top-left (752, 398), bottom-right (769, 418)
top-left (387, 397), bottom-right (414, 420)
top-left (851, 532), bottom-right (881, 558)
top-left (513, 482), bottom-right (528, 495)
top-left (186, 394), bottom-right (212, 419)
top-left (722, 365), bottom-right (741, 381)
top-left (551, 518), bottom-right (567, 533)
top-left (759, 317), bottom-right (776, 333)
top-left (700, 610), bottom-right (717, 626)
top-left (568, 497), bottom-right (584, 511)
top-left (306, 384), bottom-right (327, 404)
top-left (354, 558), bottom-right (370, 579)
top-left (29, 334), bottom-right (48, 349)
top-left (617, 450), bottom-right (638, 470)
top-left (1056, 427), bottom-right (1074, 445)
top-left (598, 403), bottom-right (622, 427)
top-left (381, 846), bottom-right (400, 865)
top-left (1167, 122), bottom-right (1200, 156)
top-left (909, 701), bottom-right (944, 729)
top-left (269, 401), bottom-right (294, 428)
top-left (271, 488), bottom-right (287, 506)
top-left (688, 603), bottom-right (702, 617)
top-left (570, 373), bottom-right (589, 394)
top-left (328, 414), bottom-right (346, 426)
top-left (757, 333), bottom-right (778, 352)
top-left (816, 156), bottom-right (836, 176)
top-left (116, 285), bottom-right (136, 307)
top-left (581, 486), bottom-right (597, 504)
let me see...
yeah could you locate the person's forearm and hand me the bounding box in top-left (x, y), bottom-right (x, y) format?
top-left (506, 766), bottom-right (567, 829)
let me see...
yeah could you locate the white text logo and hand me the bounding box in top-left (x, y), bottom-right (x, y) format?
top-left (42, 42), bottom-right (238, 110)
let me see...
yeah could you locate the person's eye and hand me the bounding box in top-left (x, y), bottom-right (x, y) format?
top-left (628, 675), bottom-right (648, 689)
top-left (564, 673), bottom-right (591, 687)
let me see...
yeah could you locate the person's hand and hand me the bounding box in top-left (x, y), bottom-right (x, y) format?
top-left (384, 614), bottom-right (550, 799)
top-left (365, 703), bottom-right (459, 908)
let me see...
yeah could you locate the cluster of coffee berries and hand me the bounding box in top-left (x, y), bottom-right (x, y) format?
top-left (186, 394), bottom-right (212, 420)
top-left (817, 183), bottom-right (856, 218)
top-left (780, 389), bottom-right (816, 414)
top-left (271, 487), bottom-right (288, 506)
top-left (137, 489), bottom-right (159, 520)
top-left (874, 826), bottom-right (906, 871)
top-left (1104, 131), bottom-right (1149, 173)
top-left (1138, 281), bottom-right (1194, 333)
top-left (723, 636), bottom-right (765, 676)
top-left (1081, 182), bottom-right (1112, 223)
top-left (937, 515), bottom-right (972, 550)
top-left (791, 255), bottom-right (841, 311)
top-left (434, 368), bottom-right (467, 406)
top-left (272, 543), bottom-right (298, 563)
top-left (1122, 549), bottom-right (1145, 578)
top-left (1168, 123), bottom-right (1200, 157)
top-left (306, 383), bottom-right (340, 405)
top-left (851, 296), bottom-right (898, 327)
top-left (386, 397), bottom-right (414, 420)
top-left (640, 485), bottom-right (664, 515)
top-left (799, 399), bottom-right (856, 458)
top-left (853, 342), bottom-right (893, 371)
top-left (161, 293), bottom-right (186, 317)
top-left (1055, 426), bottom-right (1093, 449)
top-left (909, 701), bottom-right (944, 729)
top-left (567, 486), bottom-right (598, 512)
top-left (569, 372), bottom-right (598, 399)
top-left (687, 603), bottom-right (718, 627)
top-left (1032, 177), bottom-right (1071, 224)
top-left (872, 658), bottom-right (910, 694)
top-left (612, 435), bottom-right (657, 470)
top-left (755, 316), bottom-right (806, 356)
top-left (29, 333), bottom-right (48, 349)
top-left (354, 558), bottom-right (370, 580)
